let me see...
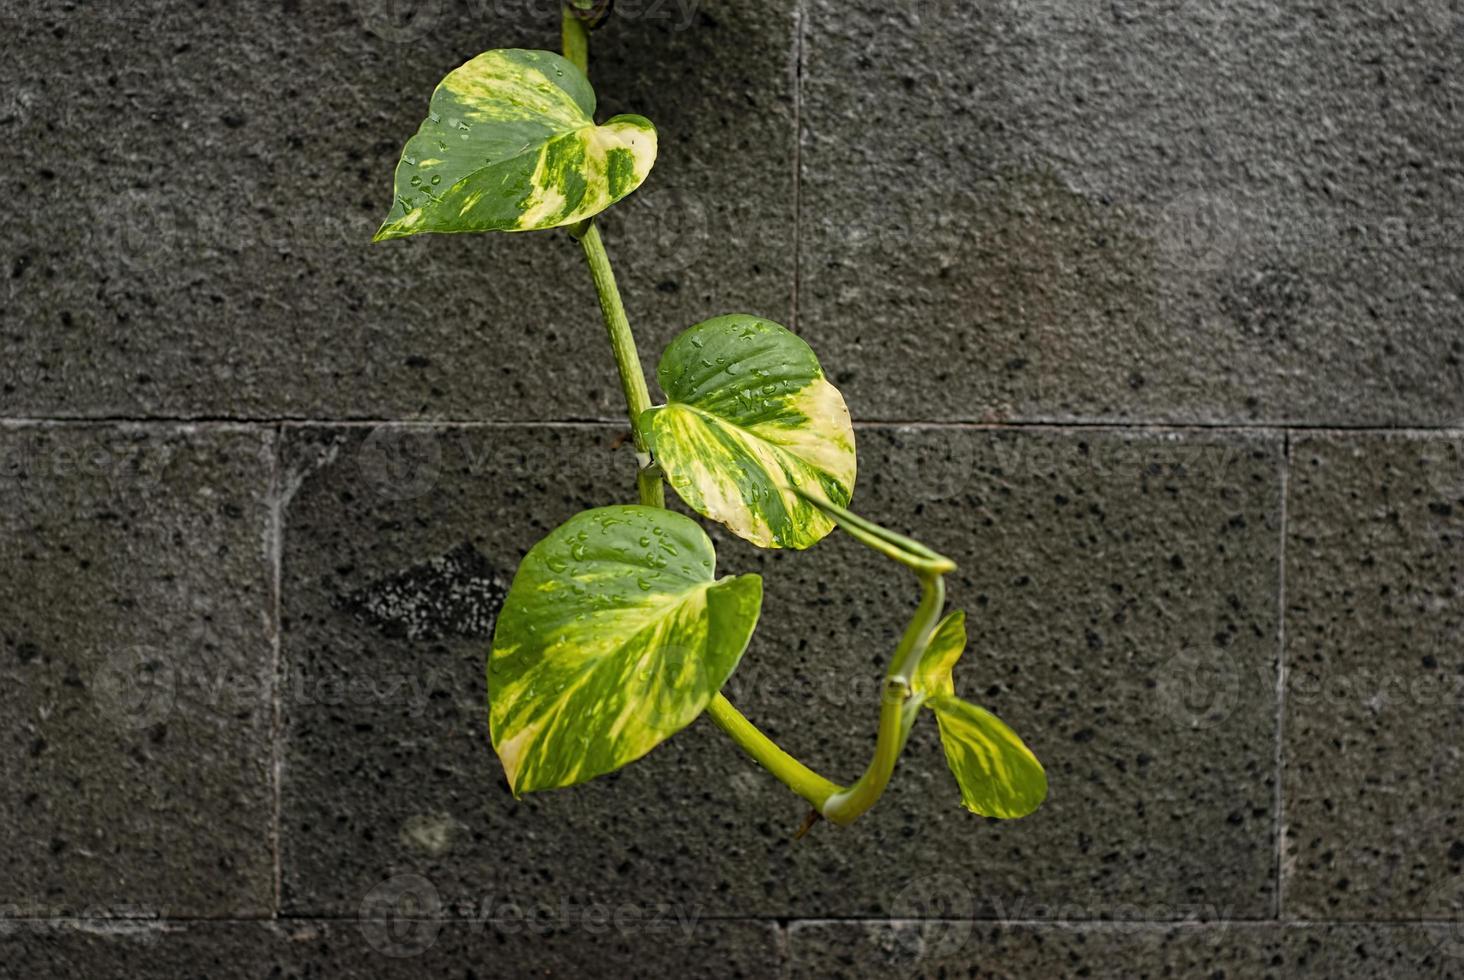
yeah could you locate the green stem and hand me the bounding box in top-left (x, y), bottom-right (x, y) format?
top-left (705, 694), bottom-right (841, 809)
top-left (574, 221), bottom-right (665, 509)
top-left (795, 488), bottom-right (955, 576)
top-left (576, 211), bottom-right (839, 798)
top-left (561, 8), bottom-right (589, 74)
top-left (560, 5), bottom-right (933, 828)
top-left (821, 574), bottom-right (945, 825)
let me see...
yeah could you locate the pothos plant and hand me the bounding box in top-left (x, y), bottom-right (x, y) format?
top-left (373, 3), bottom-right (1046, 831)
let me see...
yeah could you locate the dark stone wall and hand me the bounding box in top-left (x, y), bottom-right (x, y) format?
top-left (2, 1), bottom-right (1461, 976)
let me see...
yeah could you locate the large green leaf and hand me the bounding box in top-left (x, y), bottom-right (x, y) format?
top-left (375, 49), bottom-right (656, 241)
top-left (489, 505), bottom-right (761, 795)
top-left (643, 315), bottom-right (857, 550)
top-left (930, 696), bottom-right (1047, 819)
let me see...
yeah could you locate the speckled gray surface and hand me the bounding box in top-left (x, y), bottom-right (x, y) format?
top-left (785, 922), bottom-right (1464, 979)
top-left (4, 0), bottom-right (1463, 975)
top-left (799, 0), bottom-right (1464, 425)
top-left (1, 0), bottom-right (794, 420)
top-left (1282, 433), bottom-right (1464, 919)
top-left (276, 424), bottom-right (1280, 920)
top-left (0, 919), bottom-right (780, 978)
top-left (0, 425), bottom-right (276, 917)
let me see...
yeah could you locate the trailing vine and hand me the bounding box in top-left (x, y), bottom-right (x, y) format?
top-left (373, 3), bottom-right (1046, 831)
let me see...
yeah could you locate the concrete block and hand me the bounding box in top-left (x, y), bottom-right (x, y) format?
top-left (800, 0), bottom-right (1464, 425)
top-left (0, 424), bottom-right (276, 917)
top-left (0, 918), bottom-right (780, 978)
top-left (278, 423), bottom-right (1282, 919)
top-left (786, 921), bottom-right (1463, 979)
top-left (0, 0), bottom-right (796, 420)
top-left (1283, 433), bottom-right (1464, 917)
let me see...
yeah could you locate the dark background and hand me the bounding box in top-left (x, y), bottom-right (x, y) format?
top-left (2, 0), bottom-right (1462, 976)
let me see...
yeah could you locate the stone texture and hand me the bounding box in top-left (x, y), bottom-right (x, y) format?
top-left (0, 0), bottom-right (795, 419)
top-left (5, 0), bottom-right (1462, 970)
top-left (785, 922), bottom-right (1464, 979)
top-left (800, 0), bottom-right (1464, 425)
top-left (276, 422), bottom-right (807, 916)
top-left (0, 424), bottom-right (276, 917)
top-left (0, 918), bottom-right (779, 978)
top-left (1283, 433), bottom-right (1464, 918)
top-left (278, 424), bottom-right (1281, 920)
top-left (724, 426), bottom-right (1284, 919)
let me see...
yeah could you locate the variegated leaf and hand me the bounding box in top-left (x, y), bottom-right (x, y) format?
top-left (899, 609), bottom-right (967, 736)
top-left (929, 695), bottom-right (1047, 819)
top-left (905, 610), bottom-right (1046, 818)
top-left (912, 610), bottom-right (966, 702)
top-left (488, 505), bottom-right (762, 795)
top-left (375, 49), bottom-right (656, 241)
top-left (643, 315), bottom-right (857, 550)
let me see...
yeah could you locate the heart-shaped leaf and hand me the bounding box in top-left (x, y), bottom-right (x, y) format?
top-left (929, 695), bottom-right (1047, 819)
top-left (489, 505), bottom-right (761, 795)
top-left (375, 49), bottom-right (656, 241)
top-left (643, 315), bottom-right (857, 550)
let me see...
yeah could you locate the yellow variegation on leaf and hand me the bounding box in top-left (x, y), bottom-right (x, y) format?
top-left (489, 506), bottom-right (761, 795)
top-left (929, 696), bottom-right (1047, 819)
top-left (896, 609), bottom-right (967, 738)
top-left (911, 610), bottom-right (1047, 819)
top-left (375, 49), bottom-right (656, 240)
top-left (642, 315), bottom-right (857, 550)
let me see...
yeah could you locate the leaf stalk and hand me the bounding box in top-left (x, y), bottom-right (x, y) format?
top-left (563, 3), bottom-right (945, 829)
